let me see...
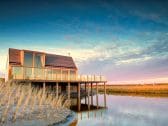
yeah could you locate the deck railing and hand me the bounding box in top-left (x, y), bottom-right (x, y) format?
top-left (11, 66), bottom-right (106, 82)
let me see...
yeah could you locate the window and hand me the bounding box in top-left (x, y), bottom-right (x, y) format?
top-left (34, 53), bottom-right (43, 68)
top-left (24, 52), bottom-right (33, 67)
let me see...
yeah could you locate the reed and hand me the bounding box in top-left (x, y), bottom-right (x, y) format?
top-left (97, 84), bottom-right (168, 97)
top-left (0, 81), bottom-right (70, 125)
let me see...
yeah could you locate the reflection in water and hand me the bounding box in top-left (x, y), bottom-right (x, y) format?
top-left (76, 95), bottom-right (168, 126)
top-left (77, 110), bottom-right (104, 121)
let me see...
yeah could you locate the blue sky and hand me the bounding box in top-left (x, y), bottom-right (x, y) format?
top-left (0, 0), bottom-right (168, 83)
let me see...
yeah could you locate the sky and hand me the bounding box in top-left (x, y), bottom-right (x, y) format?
top-left (0, 0), bottom-right (168, 83)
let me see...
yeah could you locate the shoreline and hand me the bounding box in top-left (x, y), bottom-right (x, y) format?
top-left (1, 106), bottom-right (74, 126)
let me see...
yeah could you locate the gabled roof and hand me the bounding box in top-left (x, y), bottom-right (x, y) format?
top-left (45, 54), bottom-right (77, 69)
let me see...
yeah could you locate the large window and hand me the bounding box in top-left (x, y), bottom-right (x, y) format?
top-left (24, 52), bottom-right (33, 67)
top-left (34, 53), bottom-right (43, 68)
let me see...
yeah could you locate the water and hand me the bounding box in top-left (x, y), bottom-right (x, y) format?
top-left (76, 95), bottom-right (168, 126)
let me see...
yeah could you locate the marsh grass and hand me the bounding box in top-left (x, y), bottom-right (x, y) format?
top-left (0, 81), bottom-right (71, 125)
top-left (97, 84), bottom-right (168, 97)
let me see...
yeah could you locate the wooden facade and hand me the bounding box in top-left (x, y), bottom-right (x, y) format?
top-left (8, 48), bottom-right (107, 111)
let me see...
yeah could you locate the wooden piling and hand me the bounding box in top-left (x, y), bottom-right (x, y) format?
top-left (88, 83), bottom-right (90, 110)
top-left (91, 83), bottom-right (93, 106)
top-left (96, 83), bottom-right (99, 109)
top-left (77, 83), bottom-right (81, 111)
top-left (68, 82), bottom-right (70, 100)
top-left (104, 82), bottom-right (107, 107)
top-left (43, 82), bottom-right (46, 94)
top-left (56, 82), bottom-right (59, 98)
top-left (85, 83), bottom-right (87, 104)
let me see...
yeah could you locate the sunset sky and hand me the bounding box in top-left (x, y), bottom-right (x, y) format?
top-left (0, 0), bottom-right (168, 83)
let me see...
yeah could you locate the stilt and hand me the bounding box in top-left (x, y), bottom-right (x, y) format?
top-left (29, 82), bottom-right (32, 94)
top-left (104, 82), bottom-right (107, 107)
top-left (29, 82), bottom-right (32, 89)
top-left (88, 83), bottom-right (90, 110)
top-left (43, 82), bottom-right (46, 94)
top-left (91, 83), bottom-right (93, 106)
top-left (96, 83), bottom-right (99, 109)
top-left (77, 83), bottom-right (81, 111)
top-left (56, 82), bottom-right (59, 98)
top-left (68, 82), bottom-right (70, 100)
top-left (85, 83), bottom-right (87, 104)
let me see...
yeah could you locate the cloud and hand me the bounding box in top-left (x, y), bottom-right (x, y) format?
top-left (116, 56), bottom-right (152, 65)
top-left (73, 32), bottom-right (168, 82)
top-left (0, 31), bottom-right (167, 82)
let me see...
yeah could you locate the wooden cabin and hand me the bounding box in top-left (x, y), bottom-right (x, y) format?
top-left (8, 48), bottom-right (107, 111)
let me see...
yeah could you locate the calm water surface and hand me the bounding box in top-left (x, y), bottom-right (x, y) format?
top-left (76, 95), bottom-right (168, 126)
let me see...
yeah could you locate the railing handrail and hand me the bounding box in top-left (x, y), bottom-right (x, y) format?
top-left (11, 66), bottom-right (106, 82)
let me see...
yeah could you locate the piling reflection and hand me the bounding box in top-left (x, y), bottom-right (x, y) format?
top-left (77, 109), bottom-right (106, 121)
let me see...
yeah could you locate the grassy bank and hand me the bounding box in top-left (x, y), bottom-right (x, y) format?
top-left (97, 84), bottom-right (168, 97)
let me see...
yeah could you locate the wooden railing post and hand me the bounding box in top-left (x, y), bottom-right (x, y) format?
top-left (60, 69), bottom-right (62, 81)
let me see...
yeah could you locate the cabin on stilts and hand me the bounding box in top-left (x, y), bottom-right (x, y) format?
top-left (7, 48), bottom-right (107, 111)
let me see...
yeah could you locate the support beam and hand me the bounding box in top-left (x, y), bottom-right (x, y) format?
top-left (88, 83), bottom-right (90, 110)
top-left (104, 82), bottom-right (107, 108)
top-left (68, 82), bottom-right (70, 100)
top-left (85, 83), bottom-right (87, 104)
top-left (91, 83), bottom-right (93, 106)
top-left (56, 82), bottom-right (59, 98)
top-left (29, 82), bottom-right (32, 94)
top-left (43, 82), bottom-right (46, 94)
top-left (77, 83), bottom-right (81, 111)
top-left (96, 83), bottom-right (99, 109)
top-left (29, 82), bottom-right (32, 89)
